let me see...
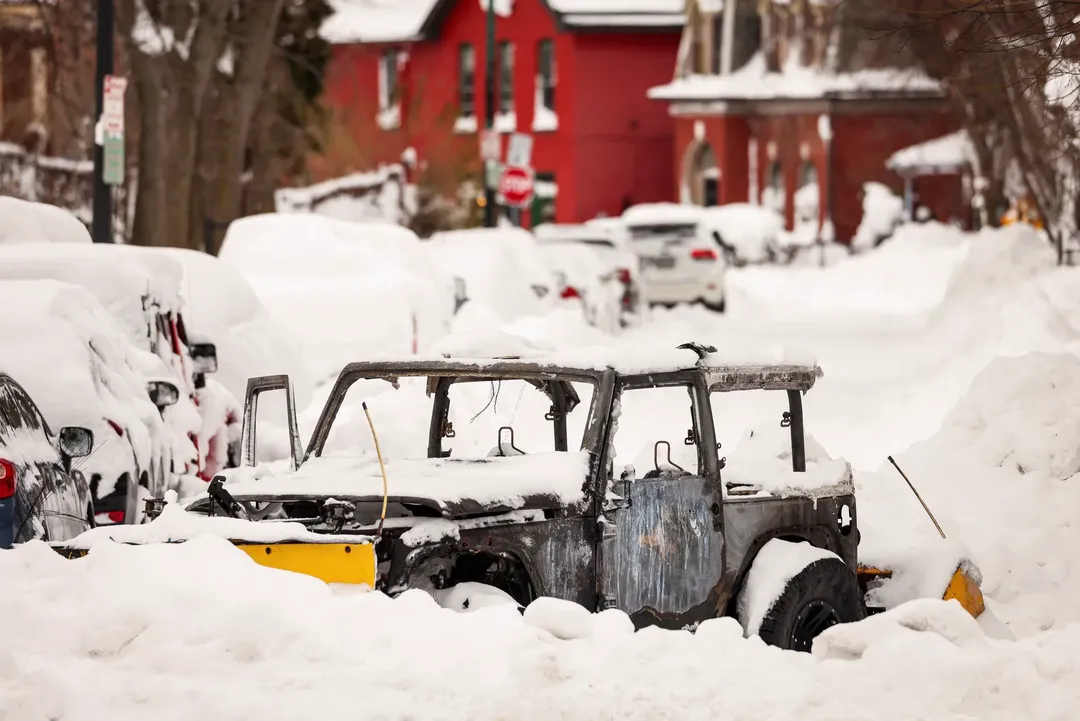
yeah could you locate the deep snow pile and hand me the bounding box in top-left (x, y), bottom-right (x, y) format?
top-left (4, 538), bottom-right (1080, 721)
top-left (725, 221), bottom-right (972, 319)
top-left (857, 351), bottom-right (1080, 637)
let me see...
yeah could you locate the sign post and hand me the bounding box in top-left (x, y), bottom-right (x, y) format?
top-left (100, 75), bottom-right (127, 187)
top-left (499, 131), bottom-right (534, 223)
top-left (498, 165), bottom-right (535, 209)
top-left (91, 0), bottom-right (116, 243)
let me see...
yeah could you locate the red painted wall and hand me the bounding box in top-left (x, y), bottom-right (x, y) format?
top-left (315, 0), bottom-right (680, 225)
top-left (568, 31), bottom-right (681, 221)
top-left (671, 107), bottom-right (961, 242)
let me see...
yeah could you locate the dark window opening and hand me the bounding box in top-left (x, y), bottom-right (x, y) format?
top-left (498, 41), bottom-right (515, 114)
top-left (538, 39), bottom-right (555, 111)
top-left (459, 43), bottom-right (476, 117)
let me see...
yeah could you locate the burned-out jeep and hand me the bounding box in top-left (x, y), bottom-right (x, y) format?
top-left (180, 341), bottom-right (897, 651)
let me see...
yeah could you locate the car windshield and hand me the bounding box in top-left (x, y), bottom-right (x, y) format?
top-left (628, 224), bottom-right (697, 241)
top-left (318, 373), bottom-right (597, 462)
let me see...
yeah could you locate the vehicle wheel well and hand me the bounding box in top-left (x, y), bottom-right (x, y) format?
top-left (448, 551), bottom-right (536, 607)
top-left (724, 531), bottom-right (816, 618)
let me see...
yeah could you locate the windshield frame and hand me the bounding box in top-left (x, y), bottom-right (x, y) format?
top-left (305, 363), bottom-right (614, 465)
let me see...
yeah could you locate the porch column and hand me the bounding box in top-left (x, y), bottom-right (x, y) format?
top-left (903, 175), bottom-right (914, 221)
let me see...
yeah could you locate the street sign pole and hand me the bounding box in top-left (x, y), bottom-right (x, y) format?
top-left (483, 0), bottom-right (496, 228)
top-left (92, 0), bottom-right (115, 244)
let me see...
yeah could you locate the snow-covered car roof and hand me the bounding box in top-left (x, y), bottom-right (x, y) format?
top-left (0, 243), bottom-right (185, 338)
top-left (0, 197), bottom-right (91, 245)
top-left (622, 202), bottom-right (704, 227)
top-left (533, 223), bottom-right (617, 245)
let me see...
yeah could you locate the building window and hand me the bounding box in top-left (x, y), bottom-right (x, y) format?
top-left (459, 43), bottom-right (475, 118)
top-left (799, 161), bottom-right (818, 188)
top-left (379, 49), bottom-right (400, 110)
top-left (534, 39), bottom-right (557, 132)
top-left (377, 49), bottom-right (401, 130)
top-left (498, 41), bottom-right (514, 115)
top-left (538, 39), bottom-right (555, 111)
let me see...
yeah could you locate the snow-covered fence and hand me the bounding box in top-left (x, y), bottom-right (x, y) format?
top-left (0, 142), bottom-right (131, 239)
top-left (274, 164), bottom-right (412, 226)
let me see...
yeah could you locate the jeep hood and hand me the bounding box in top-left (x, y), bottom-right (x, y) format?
top-left (208, 452), bottom-right (592, 517)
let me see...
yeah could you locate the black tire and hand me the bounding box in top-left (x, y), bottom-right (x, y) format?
top-left (740, 555), bottom-right (864, 652)
top-left (702, 297), bottom-right (726, 313)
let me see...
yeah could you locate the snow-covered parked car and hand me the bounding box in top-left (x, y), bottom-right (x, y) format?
top-left (0, 196), bottom-right (91, 245)
top-left (0, 280), bottom-right (174, 526)
top-left (700, 204), bottom-right (788, 266)
top-left (621, 203), bottom-right (727, 312)
top-left (219, 213), bottom-right (456, 383)
top-left (156, 246), bottom-right (315, 468)
top-left (425, 227), bottom-right (557, 323)
top-left (0, 243), bottom-right (213, 479)
top-left (533, 222), bottom-right (644, 329)
top-left (0, 372), bottom-right (94, 548)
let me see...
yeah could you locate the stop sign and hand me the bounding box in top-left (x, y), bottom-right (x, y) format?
top-left (499, 165), bottom-right (534, 208)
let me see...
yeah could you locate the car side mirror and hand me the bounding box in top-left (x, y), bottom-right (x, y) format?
top-left (58, 426), bottom-right (93, 458)
top-left (147, 380), bottom-right (180, 408)
top-left (190, 342), bottom-right (218, 374)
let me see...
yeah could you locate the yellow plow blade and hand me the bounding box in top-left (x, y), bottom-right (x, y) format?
top-left (235, 542), bottom-right (377, 586)
top-left (942, 565), bottom-right (985, 618)
top-left (858, 563), bottom-right (985, 619)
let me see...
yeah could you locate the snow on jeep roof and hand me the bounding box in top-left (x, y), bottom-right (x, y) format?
top-left (352, 338), bottom-right (822, 389)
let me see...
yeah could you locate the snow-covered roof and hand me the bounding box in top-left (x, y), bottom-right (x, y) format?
top-left (649, 54), bottom-right (944, 103)
top-left (886, 130), bottom-right (974, 176)
top-left (321, 0), bottom-right (685, 44)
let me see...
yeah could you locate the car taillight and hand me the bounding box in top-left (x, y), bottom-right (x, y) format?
top-left (107, 420), bottom-right (124, 437)
top-left (0, 459), bottom-right (15, 499)
top-left (107, 511), bottom-right (125, 524)
top-left (616, 268), bottom-right (632, 285)
top-left (561, 286), bottom-right (581, 300)
top-left (691, 248), bottom-right (717, 261)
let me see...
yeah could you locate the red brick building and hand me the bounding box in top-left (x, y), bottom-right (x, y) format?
top-left (317, 0), bottom-right (684, 226)
top-left (648, 0), bottom-right (964, 243)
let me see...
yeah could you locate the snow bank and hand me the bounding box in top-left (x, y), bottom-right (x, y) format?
top-left (855, 350), bottom-right (1080, 637)
top-left (158, 247), bottom-right (315, 415)
top-left (852, 182), bottom-right (904, 250)
top-left (219, 213), bottom-right (455, 382)
top-left (8, 537), bottom-right (1080, 719)
top-left (727, 221), bottom-right (971, 318)
top-left (0, 196), bottom-right (91, 244)
top-left (425, 228), bottom-right (555, 324)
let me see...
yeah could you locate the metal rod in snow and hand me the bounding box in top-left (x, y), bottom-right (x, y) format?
top-left (887, 455), bottom-right (947, 540)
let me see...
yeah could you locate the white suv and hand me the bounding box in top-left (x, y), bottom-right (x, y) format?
top-left (622, 203), bottom-right (727, 312)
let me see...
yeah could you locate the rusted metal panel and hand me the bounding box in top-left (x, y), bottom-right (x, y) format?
top-left (601, 476), bottom-right (725, 619)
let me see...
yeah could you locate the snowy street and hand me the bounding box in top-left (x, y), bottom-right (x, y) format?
top-left (5, 217), bottom-right (1080, 720)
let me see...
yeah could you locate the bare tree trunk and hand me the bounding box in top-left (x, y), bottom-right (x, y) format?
top-left (116, 0), bottom-right (230, 248)
top-left (192, 0), bottom-right (285, 252)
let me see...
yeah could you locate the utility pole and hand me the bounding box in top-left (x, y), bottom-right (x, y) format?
top-left (92, 0), bottom-right (115, 243)
top-left (483, 0), bottom-right (497, 228)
